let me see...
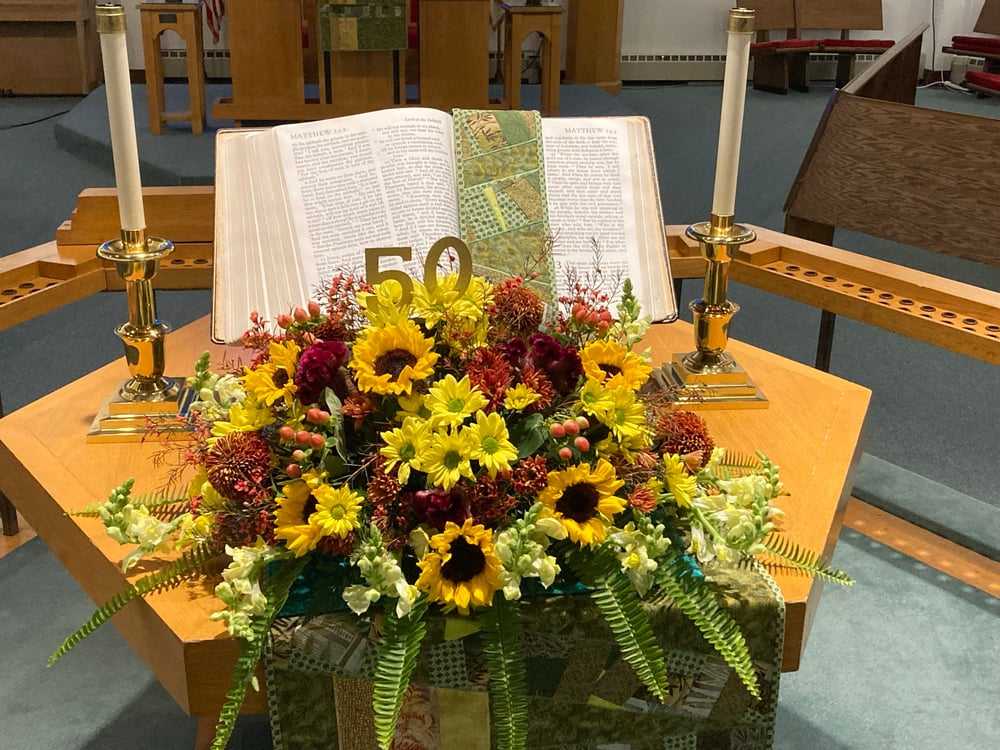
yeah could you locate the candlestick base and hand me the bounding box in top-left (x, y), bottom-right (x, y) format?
top-left (658, 354), bottom-right (768, 410)
top-left (86, 381), bottom-right (195, 443)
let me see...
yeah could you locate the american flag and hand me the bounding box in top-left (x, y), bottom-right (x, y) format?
top-left (201, 0), bottom-right (226, 44)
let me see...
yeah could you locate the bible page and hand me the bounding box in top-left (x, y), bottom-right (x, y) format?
top-left (541, 116), bottom-right (676, 322)
top-left (272, 107), bottom-right (462, 295)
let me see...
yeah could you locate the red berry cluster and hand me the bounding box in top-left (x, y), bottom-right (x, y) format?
top-left (549, 416), bottom-right (591, 460)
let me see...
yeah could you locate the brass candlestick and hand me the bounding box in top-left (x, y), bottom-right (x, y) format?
top-left (663, 213), bottom-right (768, 408)
top-left (87, 230), bottom-right (193, 442)
top-left (99, 229), bottom-right (178, 401)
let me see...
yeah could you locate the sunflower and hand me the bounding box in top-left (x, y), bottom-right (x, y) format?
top-left (580, 340), bottom-right (652, 391)
top-left (274, 477), bottom-right (322, 557)
top-left (416, 518), bottom-right (503, 614)
top-left (274, 469), bottom-right (357, 556)
top-left (538, 459), bottom-right (625, 546)
top-left (243, 339), bottom-right (300, 407)
top-left (349, 319), bottom-right (439, 396)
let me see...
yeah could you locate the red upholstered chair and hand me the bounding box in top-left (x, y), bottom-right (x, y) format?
top-left (746, 0), bottom-right (820, 94)
top-left (941, 0), bottom-right (1000, 92)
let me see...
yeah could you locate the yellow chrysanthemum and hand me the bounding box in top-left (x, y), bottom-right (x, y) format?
top-left (380, 416), bottom-right (432, 484)
top-left (412, 273), bottom-right (492, 329)
top-left (597, 387), bottom-right (650, 443)
top-left (349, 319), bottom-right (439, 396)
top-left (577, 379), bottom-right (614, 417)
top-left (312, 484), bottom-right (364, 538)
top-left (580, 340), bottom-right (652, 391)
top-left (426, 374), bottom-right (489, 429)
top-left (243, 340), bottom-right (300, 407)
top-left (663, 454), bottom-right (697, 508)
top-left (359, 279), bottom-right (411, 326)
top-left (416, 518), bottom-right (503, 614)
top-left (467, 411), bottom-right (518, 477)
top-left (423, 427), bottom-right (477, 489)
top-left (538, 458), bottom-right (625, 546)
top-left (504, 383), bottom-right (540, 410)
top-left (394, 391), bottom-right (430, 423)
top-left (210, 399), bottom-right (276, 437)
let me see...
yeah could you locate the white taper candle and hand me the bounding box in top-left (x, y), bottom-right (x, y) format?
top-left (96, 5), bottom-right (145, 232)
top-left (711, 8), bottom-right (755, 218)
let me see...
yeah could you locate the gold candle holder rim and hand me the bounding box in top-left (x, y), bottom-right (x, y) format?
top-left (686, 220), bottom-right (756, 247)
top-left (97, 236), bottom-right (174, 264)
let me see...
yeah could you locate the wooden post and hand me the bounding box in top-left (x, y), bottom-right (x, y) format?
top-left (563, 0), bottom-right (623, 94)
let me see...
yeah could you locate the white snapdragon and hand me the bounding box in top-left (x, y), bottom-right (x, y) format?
top-left (210, 542), bottom-right (286, 641)
top-left (345, 526), bottom-right (420, 618)
top-left (493, 503), bottom-right (562, 601)
top-left (609, 521), bottom-right (671, 596)
top-left (188, 372), bottom-right (246, 421)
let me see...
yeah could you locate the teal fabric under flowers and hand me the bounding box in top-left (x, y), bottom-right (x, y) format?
top-left (265, 564), bottom-right (784, 749)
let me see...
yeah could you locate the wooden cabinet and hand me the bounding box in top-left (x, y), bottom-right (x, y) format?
top-left (0, 0), bottom-right (100, 95)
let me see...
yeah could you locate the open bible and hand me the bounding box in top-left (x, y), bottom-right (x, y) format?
top-left (213, 107), bottom-right (676, 343)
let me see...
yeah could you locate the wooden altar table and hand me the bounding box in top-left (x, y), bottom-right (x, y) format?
top-left (0, 311), bottom-right (869, 732)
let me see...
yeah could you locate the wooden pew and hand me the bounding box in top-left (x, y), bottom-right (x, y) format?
top-left (748, 0), bottom-right (894, 94)
top-left (776, 23), bottom-right (1000, 370)
top-left (942, 0), bottom-right (1000, 96)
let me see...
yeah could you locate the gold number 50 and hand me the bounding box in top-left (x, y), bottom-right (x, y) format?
top-left (364, 236), bottom-right (473, 305)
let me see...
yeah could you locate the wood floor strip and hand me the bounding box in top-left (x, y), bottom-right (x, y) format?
top-left (844, 497), bottom-right (1000, 599)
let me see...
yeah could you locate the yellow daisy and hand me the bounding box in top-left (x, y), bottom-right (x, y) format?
top-left (467, 411), bottom-right (517, 477)
top-left (662, 454), bottom-right (698, 508)
top-left (538, 459), bottom-right (625, 546)
top-left (597, 387), bottom-right (650, 444)
top-left (394, 391), bottom-right (431, 423)
top-left (359, 279), bottom-right (411, 327)
top-left (380, 416), bottom-right (432, 484)
top-left (210, 399), bottom-right (275, 437)
top-left (580, 340), bottom-right (652, 391)
top-left (243, 340), bottom-right (300, 407)
top-left (504, 383), bottom-right (540, 410)
top-left (349, 319), bottom-right (439, 396)
top-left (426, 374), bottom-right (489, 429)
top-left (312, 484), bottom-right (364, 538)
top-left (423, 427), bottom-right (477, 490)
top-left (416, 518), bottom-right (503, 614)
top-left (412, 273), bottom-right (491, 329)
top-left (577, 379), bottom-right (614, 418)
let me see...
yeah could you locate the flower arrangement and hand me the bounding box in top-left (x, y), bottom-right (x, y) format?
top-left (50, 266), bottom-right (851, 750)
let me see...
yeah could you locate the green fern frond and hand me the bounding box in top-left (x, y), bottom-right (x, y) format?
top-left (562, 544), bottom-right (669, 702)
top-left (714, 451), bottom-right (763, 474)
top-left (372, 596), bottom-right (430, 750)
top-left (48, 542), bottom-right (222, 666)
top-left (479, 593), bottom-right (528, 750)
top-left (654, 555), bottom-right (760, 699)
top-left (209, 555), bottom-right (309, 750)
top-left (762, 533), bottom-right (854, 586)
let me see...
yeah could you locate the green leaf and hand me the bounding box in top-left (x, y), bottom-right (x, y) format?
top-left (761, 533), bottom-right (854, 586)
top-left (562, 544), bottom-right (669, 702)
top-left (479, 594), bottom-right (528, 750)
top-left (653, 554), bottom-right (760, 699)
top-left (48, 542), bottom-right (222, 667)
top-left (372, 597), bottom-right (430, 750)
top-left (514, 413), bottom-right (546, 459)
top-left (209, 555), bottom-right (310, 750)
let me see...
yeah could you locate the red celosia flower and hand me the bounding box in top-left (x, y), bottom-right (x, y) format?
top-left (526, 333), bottom-right (582, 394)
top-left (412, 487), bottom-right (471, 530)
top-left (295, 340), bottom-right (351, 405)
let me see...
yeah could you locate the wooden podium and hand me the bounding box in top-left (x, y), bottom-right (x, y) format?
top-left (211, 0), bottom-right (404, 124)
